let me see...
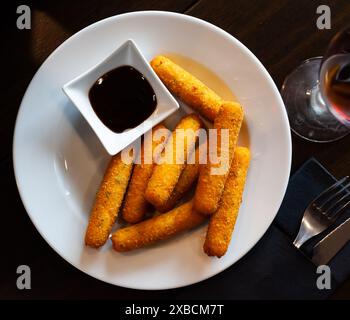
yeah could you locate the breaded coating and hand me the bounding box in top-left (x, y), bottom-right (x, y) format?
top-left (145, 114), bottom-right (203, 208)
top-left (85, 154), bottom-right (133, 248)
top-left (112, 201), bottom-right (206, 252)
top-left (122, 124), bottom-right (170, 224)
top-left (151, 55), bottom-right (223, 121)
top-left (204, 147), bottom-right (250, 258)
top-left (156, 148), bottom-right (200, 213)
top-left (194, 101), bottom-right (244, 215)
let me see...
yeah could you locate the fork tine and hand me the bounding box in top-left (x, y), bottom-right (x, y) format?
top-left (319, 181), bottom-right (350, 210)
top-left (313, 176), bottom-right (349, 206)
top-left (330, 199), bottom-right (350, 222)
top-left (325, 192), bottom-right (350, 217)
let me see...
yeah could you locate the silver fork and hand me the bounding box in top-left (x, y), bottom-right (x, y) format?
top-left (293, 176), bottom-right (350, 249)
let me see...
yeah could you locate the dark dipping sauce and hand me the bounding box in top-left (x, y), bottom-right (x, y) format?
top-left (89, 66), bottom-right (157, 133)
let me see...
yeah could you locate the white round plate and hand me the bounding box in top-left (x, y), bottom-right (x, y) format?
top-left (13, 11), bottom-right (291, 290)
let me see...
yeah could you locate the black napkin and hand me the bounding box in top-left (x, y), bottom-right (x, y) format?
top-left (275, 158), bottom-right (350, 284)
top-left (173, 158), bottom-right (350, 299)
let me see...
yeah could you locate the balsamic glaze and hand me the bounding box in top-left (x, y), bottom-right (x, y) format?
top-left (89, 66), bottom-right (157, 133)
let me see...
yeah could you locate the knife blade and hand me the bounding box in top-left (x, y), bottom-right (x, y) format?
top-left (312, 216), bottom-right (350, 265)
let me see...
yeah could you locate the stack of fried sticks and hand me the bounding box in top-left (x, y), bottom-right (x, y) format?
top-left (85, 56), bottom-right (250, 258)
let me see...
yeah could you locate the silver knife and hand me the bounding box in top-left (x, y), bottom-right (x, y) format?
top-left (312, 216), bottom-right (350, 265)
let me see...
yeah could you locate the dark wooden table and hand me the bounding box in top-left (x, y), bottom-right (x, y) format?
top-left (2, 0), bottom-right (350, 299)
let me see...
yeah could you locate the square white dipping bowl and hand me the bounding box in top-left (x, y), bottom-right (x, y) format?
top-left (62, 39), bottom-right (179, 155)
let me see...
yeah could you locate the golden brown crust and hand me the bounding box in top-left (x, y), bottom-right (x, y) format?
top-left (112, 201), bottom-right (206, 252)
top-left (150, 56), bottom-right (223, 121)
top-left (203, 147), bottom-right (250, 257)
top-left (156, 148), bottom-right (200, 213)
top-left (85, 154), bottom-right (133, 248)
top-left (145, 114), bottom-right (203, 208)
top-left (194, 101), bottom-right (244, 215)
top-left (122, 124), bottom-right (170, 224)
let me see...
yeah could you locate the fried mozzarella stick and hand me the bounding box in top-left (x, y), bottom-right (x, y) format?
top-left (156, 148), bottom-right (200, 213)
top-left (151, 55), bottom-right (223, 121)
top-left (85, 154), bottom-right (133, 248)
top-left (194, 101), bottom-right (244, 215)
top-left (145, 114), bottom-right (203, 208)
top-left (122, 124), bottom-right (170, 224)
top-left (112, 201), bottom-right (206, 252)
top-left (204, 147), bottom-right (250, 257)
